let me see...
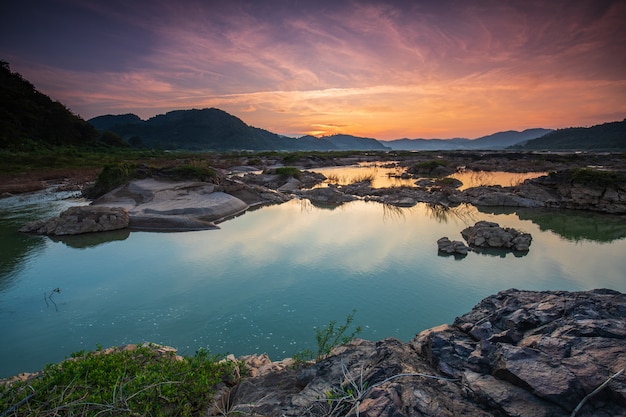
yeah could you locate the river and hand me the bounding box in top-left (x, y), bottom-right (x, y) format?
top-left (1, 175), bottom-right (625, 378)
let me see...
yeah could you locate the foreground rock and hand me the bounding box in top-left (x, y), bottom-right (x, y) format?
top-left (19, 206), bottom-right (129, 235)
top-left (461, 221), bottom-right (532, 251)
top-left (21, 179), bottom-right (254, 235)
top-left (91, 178), bottom-right (250, 231)
top-left (223, 289), bottom-right (626, 416)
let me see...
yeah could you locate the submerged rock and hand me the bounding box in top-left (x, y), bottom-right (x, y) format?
top-left (461, 220), bottom-right (532, 251)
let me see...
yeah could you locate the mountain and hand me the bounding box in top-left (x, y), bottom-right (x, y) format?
top-left (516, 120), bottom-right (626, 150)
top-left (385, 129), bottom-right (552, 151)
top-left (89, 109), bottom-right (388, 151)
top-left (322, 134), bottom-right (391, 151)
top-left (89, 114), bottom-right (142, 131)
top-left (0, 61), bottom-right (99, 149)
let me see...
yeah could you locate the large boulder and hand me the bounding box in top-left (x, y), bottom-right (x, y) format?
top-left (461, 220), bottom-right (532, 251)
top-left (19, 206), bottom-right (129, 235)
top-left (92, 178), bottom-right (249, 231)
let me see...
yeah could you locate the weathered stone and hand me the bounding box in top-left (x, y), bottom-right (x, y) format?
top-left (19, 205), bottom-right (129, 235)
top-left (437, 236), bottom-right (470, 255)
top-left (461, 220), bottom-right (532, 251)
top-left (298, 186), bottom-right (356, 205)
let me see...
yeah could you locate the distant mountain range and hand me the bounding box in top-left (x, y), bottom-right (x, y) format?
top-left (385, 129), bottom-right (553, 151)
top-left (2, 60), bottom-right (624, 152)
top-left (90, 109), bottom-right (626, 151)
top-left (90, 109), bottom-right (557, 151)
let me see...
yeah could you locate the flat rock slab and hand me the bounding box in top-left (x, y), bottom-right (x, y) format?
top-left (92, 178), bottom-right (249, 231)
top-left (22, 179), bottom-right (251, 235)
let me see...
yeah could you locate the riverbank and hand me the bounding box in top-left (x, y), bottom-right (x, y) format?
top-left (3, 289), bottom-right (624, 416)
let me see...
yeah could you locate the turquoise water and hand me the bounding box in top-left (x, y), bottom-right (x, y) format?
top-left (1, 191), bottom-right (626, 378)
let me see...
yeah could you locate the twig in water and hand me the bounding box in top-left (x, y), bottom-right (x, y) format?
top-left (571, 368), bottom-right (624, 417)
top-left (47, 287), bottom-right (61, 311)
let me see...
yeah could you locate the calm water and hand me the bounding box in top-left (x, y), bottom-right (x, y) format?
top-left (1, 186), bottom-right (626, 378)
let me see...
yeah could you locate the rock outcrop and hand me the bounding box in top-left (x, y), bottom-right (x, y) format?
top-left (218, 289), bottom-right (626, 417)
top-left (437, 236), bottom-right (470, 256)
top-left (461, 221), bottom-right (532, 251)
top-left (19, 206), bottom-right (129, 235)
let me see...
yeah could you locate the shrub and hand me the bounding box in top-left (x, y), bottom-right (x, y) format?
top-left (569, 168), bottom-right (625, 187)
top-left (294, 310), bottom-right (362, 363)
top-left (90, 163), bottom-right (136, 197)
top-left (169, 164), bottom-right (217, 181)
top-left (0, 344), bottom-right (239, 416)
top-left (275, 166), bottom-right (302, 179)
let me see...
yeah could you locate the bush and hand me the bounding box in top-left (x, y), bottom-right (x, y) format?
top-left (169, 164), bottom-right (217, 181)
top-left (294, 310), bottom-right (362, 363)
top-left (0, 344), bottom-right (239, 416)
top-left (90, 163), bottom-right (136, 197)
top-left (569, 168), bottom-right (625, 187)
top-left (275, 166), bottom-right (302, 179)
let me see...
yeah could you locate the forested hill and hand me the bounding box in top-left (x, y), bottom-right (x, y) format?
top-left (516, 119), bottom-right (626, 150)
top-left (0, 61), bottom-right (100, 150)
top-left (89, 109), bottom-right (389, 151)
top-left (90, 108), bottom-right (309, 151)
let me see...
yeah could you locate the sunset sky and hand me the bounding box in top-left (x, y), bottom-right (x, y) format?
top-left (1, 0), bottom-right (625, 139)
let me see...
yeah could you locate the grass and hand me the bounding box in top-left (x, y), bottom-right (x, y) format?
top-left (294, 310), bottom-right (362, 363)
top-left (0, 343), bottom-right (241, 417)
top-left (568, 168), bottom-right (625, 187)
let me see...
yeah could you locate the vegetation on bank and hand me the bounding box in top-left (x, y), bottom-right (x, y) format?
top-left (1, 312), bottom-right (363, 416)
top-left (0, 344), bottom-right (241, 417)
top-left (89, 160), bottom-right (219, 197)
top-left (559, 168), bottom-right (626, 187)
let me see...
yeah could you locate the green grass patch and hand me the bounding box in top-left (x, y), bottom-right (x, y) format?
top-left (570, 168), bottom-right (625, 187)
top-left (274, 166), bottom-right (302, 179)
top-left (0, 344), bottom-right (239, 416)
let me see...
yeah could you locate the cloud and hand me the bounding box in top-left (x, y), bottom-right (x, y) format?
top-left (4, 0), bottom-right (625, 137)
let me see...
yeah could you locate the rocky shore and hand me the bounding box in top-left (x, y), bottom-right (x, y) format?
top-left (218, 288), bottom-right (626, 416)
top-left (5, 289), bottom-right (623, 416)
top-left (14, 151), bottom-right (626, 236)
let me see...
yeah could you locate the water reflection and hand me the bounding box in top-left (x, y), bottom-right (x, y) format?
top-left (478, 206), bottom-right (626, 243)
top-left (448, 170), bottom-right (547, 190)
top-left (425, 203), bottom-right (479, 224)
top-left (50, 229), bottom-right (131, 249)
top-left (311, 163), bottom-right (416, 188)
top-left (1, 198), bottom-right (626, 378)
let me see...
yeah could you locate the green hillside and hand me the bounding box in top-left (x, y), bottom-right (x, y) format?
top-left (0, 61), bottom-right (100, 150)
top-left (518, 119), bottom-right (626, 150)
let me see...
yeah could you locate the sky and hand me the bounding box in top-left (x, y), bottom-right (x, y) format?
top-left (1, 0), bottom-right (625, 140)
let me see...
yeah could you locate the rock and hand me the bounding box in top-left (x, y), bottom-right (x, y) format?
top-left (19, 206), bottom-right (129, 235)
top-left (461, 220), bottom-right (532, 251)
top-left (471, 191), bottom-right (544, 208)
top-left (222, 289), bottom-right (626, 417)
top-left (93, 179), bottom-right (249, 231)
top-left (298, 186), bottom-right (356, 205)
top-left (437, 237), bottom-right (470, 255)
